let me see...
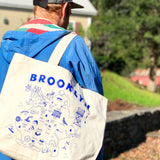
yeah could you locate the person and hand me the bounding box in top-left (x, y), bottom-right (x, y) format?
top-left (0, 0), bottom-right (104, 159)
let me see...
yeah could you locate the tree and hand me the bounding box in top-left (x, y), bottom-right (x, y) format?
top-left (90, 0), bottom-right (160, 92)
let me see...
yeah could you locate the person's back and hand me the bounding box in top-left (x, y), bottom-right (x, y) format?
top-left (0, 0), bottom-right (104, 159)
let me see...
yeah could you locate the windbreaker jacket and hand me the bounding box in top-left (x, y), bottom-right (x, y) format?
top-left (0, 19), bottom-right (103, 95)
top-left (0, 18), bottom-right (104, 160)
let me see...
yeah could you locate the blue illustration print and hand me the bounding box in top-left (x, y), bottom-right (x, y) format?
top-left (8, 84), bottom-right (90, 157)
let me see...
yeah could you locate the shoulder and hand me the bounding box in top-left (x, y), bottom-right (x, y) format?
top-left (60, 34), bottom-right (103, 95)
top-left (72, 34), bottom-right (88, 48)
top-left (67, 34), bottom-right (93, 60)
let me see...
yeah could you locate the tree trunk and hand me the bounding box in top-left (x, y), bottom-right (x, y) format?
top-left (148, 64), bottom-right (156, 92)
top-left (147, 48), bottom-right (158, 92)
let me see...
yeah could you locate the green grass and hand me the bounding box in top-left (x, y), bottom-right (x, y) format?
top-left (101, 70), bottom-right (160, 107)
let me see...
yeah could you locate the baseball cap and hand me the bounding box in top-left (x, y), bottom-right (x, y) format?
top-left (33, 0), bottom-right (84, 9)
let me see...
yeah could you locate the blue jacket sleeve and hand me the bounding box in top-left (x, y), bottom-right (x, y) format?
top-left (0, 48), bottom-right (9, 93)
top-left (0, 153), bottom-right (11, 160)
top-left (59, 35), bottom-right (103, 95)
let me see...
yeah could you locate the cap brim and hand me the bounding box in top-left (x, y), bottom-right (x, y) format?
top-left (71, 2), bottom-right (84, 9)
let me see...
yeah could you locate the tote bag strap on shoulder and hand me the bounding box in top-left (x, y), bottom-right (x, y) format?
top-left (48, 32), bottom-right (77, 66)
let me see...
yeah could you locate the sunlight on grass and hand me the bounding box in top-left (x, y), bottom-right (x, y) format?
top-left (101, 70), bottom-right (160, 107)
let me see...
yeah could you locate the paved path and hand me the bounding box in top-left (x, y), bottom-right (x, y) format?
top-left (107, 107), bottom-right (160, 122)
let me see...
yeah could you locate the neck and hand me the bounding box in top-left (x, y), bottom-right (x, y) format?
top-left (36, 16), bottom-right (60, 26)
top-left (34, 6), bottom-right (62, 27)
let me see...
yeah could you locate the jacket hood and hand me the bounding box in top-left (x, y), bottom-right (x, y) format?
top-left (1, 29), bottom-right (69, 64)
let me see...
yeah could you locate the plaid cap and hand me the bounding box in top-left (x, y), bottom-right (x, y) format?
top-left (33, 0), bottom-right (84, 9)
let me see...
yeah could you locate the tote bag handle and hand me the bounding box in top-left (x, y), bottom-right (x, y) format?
top-left (48, 32), bottom-right (77, 65)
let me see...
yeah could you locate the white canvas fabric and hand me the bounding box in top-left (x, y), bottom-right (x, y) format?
top-left (0, 32), bottom-right (107, 160)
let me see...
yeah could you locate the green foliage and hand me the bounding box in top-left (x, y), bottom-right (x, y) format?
top-left (67, 22), bottom-right (74, 31)
top-left (102, 70), bottom-right (160, 107)
top-left (68, 22), bottom-right (85, 38)
top-left (77, 24), bottom-right (85, 38)
top-left (90, 0), bottom-right (160, 75)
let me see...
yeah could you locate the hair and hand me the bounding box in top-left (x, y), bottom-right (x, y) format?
top-left (33, 3), bottom-right (71, 28)
top-left (34, 4), bottom-right (62, 16)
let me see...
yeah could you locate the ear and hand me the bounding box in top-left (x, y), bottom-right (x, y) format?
top-left (61, 2), bottom-right (69, 19)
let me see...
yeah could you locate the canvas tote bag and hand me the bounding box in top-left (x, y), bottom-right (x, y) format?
top-left (0, 32), bottom-right (107, 160)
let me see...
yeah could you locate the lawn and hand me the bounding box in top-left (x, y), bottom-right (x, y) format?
top-left (101, 70), bottom-right (160, 107)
